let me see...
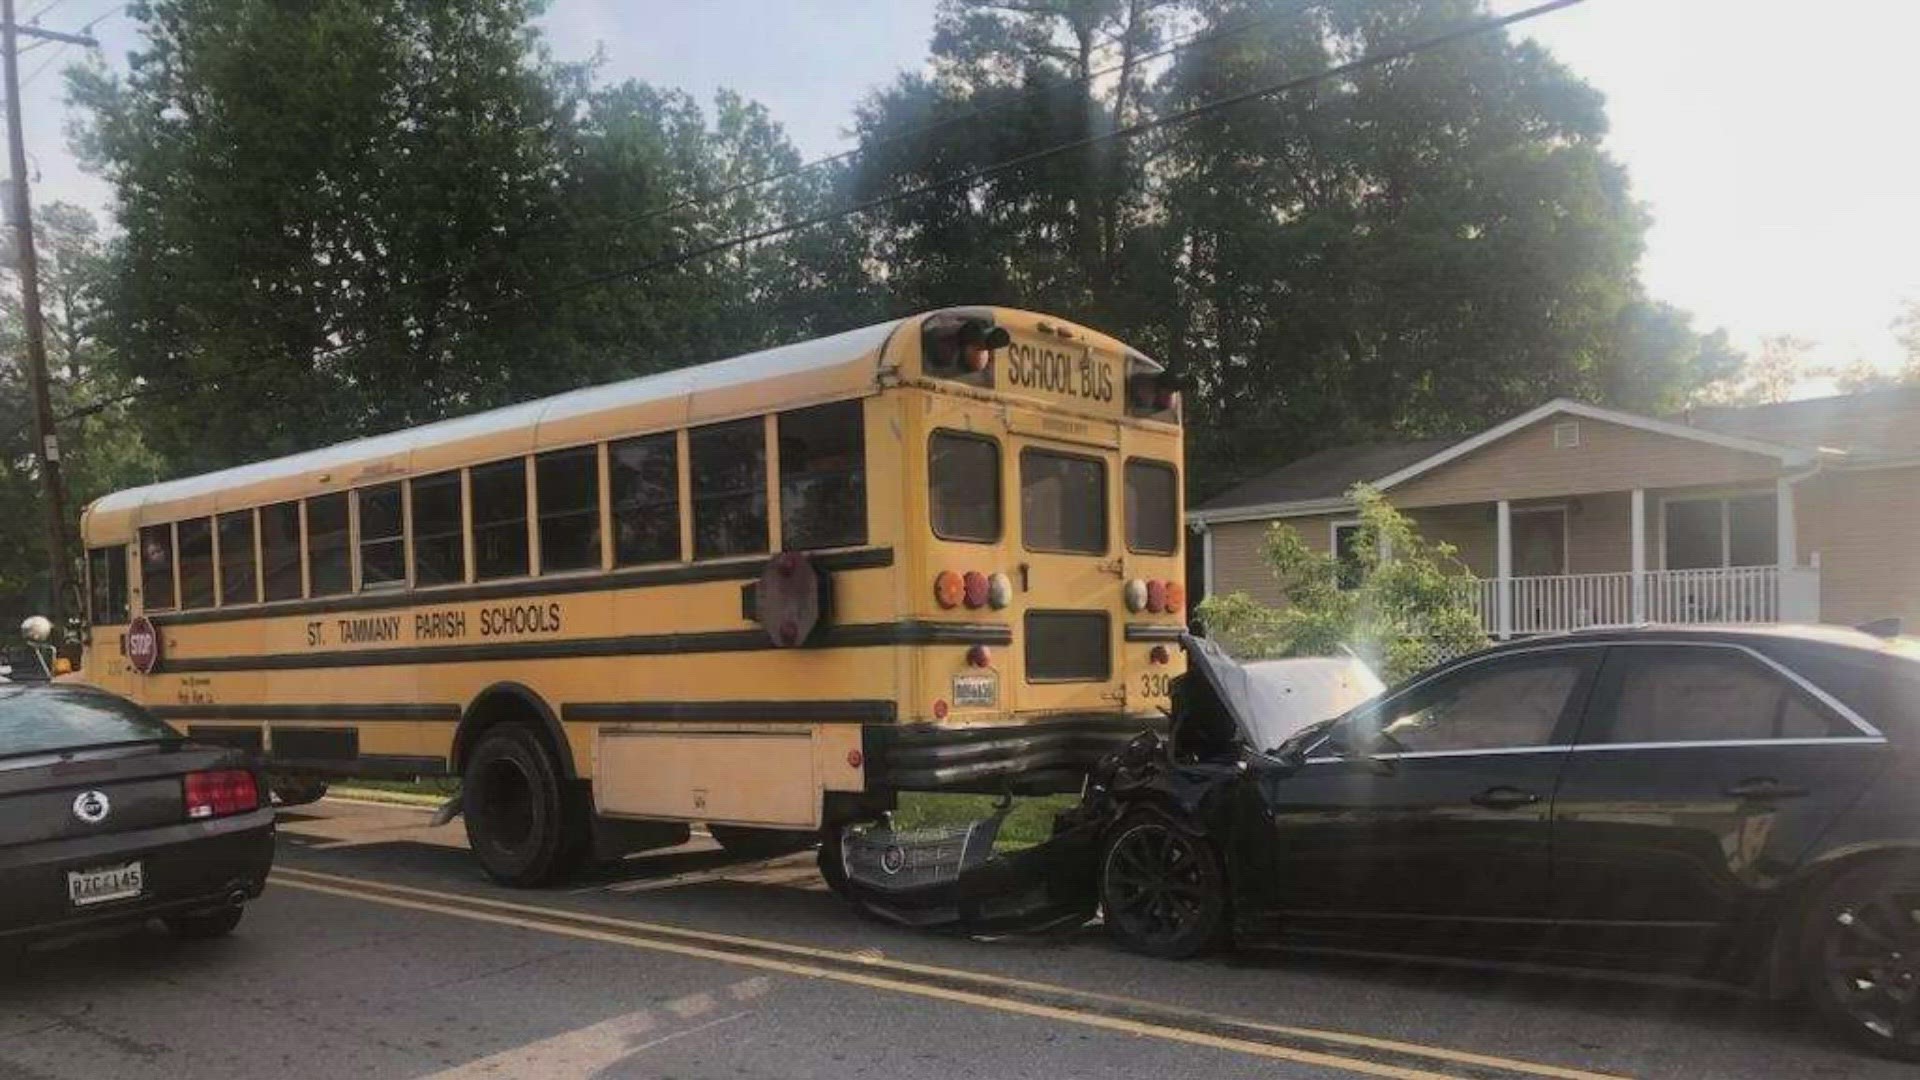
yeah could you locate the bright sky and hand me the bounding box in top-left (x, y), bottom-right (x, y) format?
top-left (24, 0), bottom-right (1920, 378)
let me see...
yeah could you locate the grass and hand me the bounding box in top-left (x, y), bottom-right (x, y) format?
top-left (889, 792), bottom-right (1078, 849)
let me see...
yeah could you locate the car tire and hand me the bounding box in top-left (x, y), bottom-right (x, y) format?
top-left (816, 826), bottom-right (851, 898)
top-left (164, 906), bottom-right (244, 940)
top-left (462, 722), bottom-right (585, 887)
top-left (1099, 811), bottom-right (1230, 959)
top-left (709, 825), bottom-right (816, 860)
top-left (1802, 858), bottom-right (1920, 1061)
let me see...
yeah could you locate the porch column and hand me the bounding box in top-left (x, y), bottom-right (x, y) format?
top-left (1199, 524), bottom-right (1216, 600)
top-left (1775, 475), bottom-right (1797, 570)
top-left (1630, 488), bottom-right (1646, 623)
top-left (1496, 499), bottom-right (1512, 640)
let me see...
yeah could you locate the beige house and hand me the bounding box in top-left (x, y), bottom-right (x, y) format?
top-left (1188, 390), bottom-right (1920, 638)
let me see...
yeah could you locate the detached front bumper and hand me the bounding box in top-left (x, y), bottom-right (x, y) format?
top-left (863, 714), bottom-right (1163, 794)
top-left (836, 806), bottom-right (1105, 930)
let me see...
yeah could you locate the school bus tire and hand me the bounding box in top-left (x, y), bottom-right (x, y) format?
top-left (462, 722), bottom-right (586, 887)
top-left (817, 826), bottom-right (851, 897)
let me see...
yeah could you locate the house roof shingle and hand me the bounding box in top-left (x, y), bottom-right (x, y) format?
top-left (1193, 388), bottom-right (1920, 520)
top-left (1194, 438), bottom-right (1459, 513)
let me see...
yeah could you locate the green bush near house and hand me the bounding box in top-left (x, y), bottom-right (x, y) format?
top-left (1196, 484), bottom-right (1488, 683)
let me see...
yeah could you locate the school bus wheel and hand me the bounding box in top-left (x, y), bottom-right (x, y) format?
top-left (462, 722), bottom-right (587, 887)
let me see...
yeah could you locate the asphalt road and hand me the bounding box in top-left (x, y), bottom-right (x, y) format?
top-left (0, 797), bottom-right (1905, 1080)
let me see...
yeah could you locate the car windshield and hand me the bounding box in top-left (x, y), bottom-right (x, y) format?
top-left (0, 686), bottom-right (181, 759)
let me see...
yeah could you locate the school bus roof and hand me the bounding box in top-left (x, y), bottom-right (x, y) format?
top-left (85, 316), bottom-right (909, 539)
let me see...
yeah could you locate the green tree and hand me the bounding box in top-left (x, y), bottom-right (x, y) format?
top-left (845, 0), bottom-right (1176, 323)
top-left (1154, 0), bottom-right (1730, 497)
top-left (1195, 485), bottom-right (1485, 682)
top-left (1692, 333), bottom-right (1819, 405)
top-left (0, 203), bottom-right (163, 627)
top-left (69, 0), bottom-right (591, 472)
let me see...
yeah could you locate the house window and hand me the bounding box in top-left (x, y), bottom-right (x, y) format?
top-left (1332, 521), bottom-right (1364, 590)
top-left (1664, 494), bottom-right (1777, 569)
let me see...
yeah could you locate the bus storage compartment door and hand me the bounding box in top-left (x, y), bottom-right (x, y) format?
top-left (594, 727), bottom-right (819, 829)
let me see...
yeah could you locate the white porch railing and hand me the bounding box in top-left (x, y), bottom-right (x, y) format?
top-left (1470, 566), bottom-right (1818, 637)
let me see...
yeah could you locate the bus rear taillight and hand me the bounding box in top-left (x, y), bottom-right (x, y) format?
top-left (935, 571), bottom-right (965, 609)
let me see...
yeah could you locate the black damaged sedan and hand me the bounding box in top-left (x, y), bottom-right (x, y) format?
top-left (843, 625), bottom-right (1920, 1061)
top-left (0, 681), bottom-right (273, 954)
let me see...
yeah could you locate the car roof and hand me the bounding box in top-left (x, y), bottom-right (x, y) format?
top-left (1469, 623), bottom-right (1916, 661)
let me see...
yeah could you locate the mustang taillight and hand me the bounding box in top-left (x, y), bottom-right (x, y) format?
top-left (184, 769), bottom-right (259, 820)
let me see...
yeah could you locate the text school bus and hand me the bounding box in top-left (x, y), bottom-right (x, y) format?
top-left (77, 308), bottom-right (1187, 885)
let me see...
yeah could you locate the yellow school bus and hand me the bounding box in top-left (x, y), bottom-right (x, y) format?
top-left (75, 307), bottom-right (1186, 885)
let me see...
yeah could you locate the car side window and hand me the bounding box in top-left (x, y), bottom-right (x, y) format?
top-left (1586, 647), bottom-right (1854, 744)
top-left (1363, 653), bottom-right (1593, 754)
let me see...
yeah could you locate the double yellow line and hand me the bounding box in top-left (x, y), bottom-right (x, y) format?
top-left (271, 865), bottom-right (1632, 1080)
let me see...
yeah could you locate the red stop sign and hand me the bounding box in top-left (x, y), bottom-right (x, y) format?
top-left (126, 616), bottom-right (162, 675)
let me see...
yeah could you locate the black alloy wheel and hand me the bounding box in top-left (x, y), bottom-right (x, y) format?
top-left (1807, 861), bottom-right (1920, 1061)
top-left (462, 722), bottom-right (584, 887)
top-left (1099, 812), bottom-right (1229, 959)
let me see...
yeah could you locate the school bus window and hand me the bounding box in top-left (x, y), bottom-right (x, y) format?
top-left (260, 501), bottom-right (302, 601)
top-left (411, 471), bottom-right (465, 586)
top-left (689, 419), bottom-right (767, 560)
top-left (538, 446), bottom-right (601, 573)
top-left (780, 401), bottom-right (866, 551)
top-left (472, 458), bottom-right (530, 580)
top-left (1125, 459), bottom-right (1178, 555)
top-left (87, 546), bottom-right (128, 625)
top-left (929, 432), bottom-right (1000, 542)
top-left (306, 492), bottom-right (351, 597)
top-left (610, 432), bottom-right (680, 565)
top-left (139, 524), bottom-right (176, 610)
top-left (217, 510), bottom-right (259, 605)
top-left (1021, 449), bottom-right (1106, 554)
top-left (177, 516), bottom-right (215, 609)
top-left (358, 483), bottom-right (406, 589)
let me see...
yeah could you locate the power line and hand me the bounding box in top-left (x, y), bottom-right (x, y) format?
top-left (59, 0), bottom-right (1588, 424)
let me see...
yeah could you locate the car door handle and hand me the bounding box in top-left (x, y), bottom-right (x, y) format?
top-left (1470, 786), bottom-right (1541, 809)
top-left (1725, 778), bottom-right (1809, 801)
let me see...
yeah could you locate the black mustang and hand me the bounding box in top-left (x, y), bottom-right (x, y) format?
top-left (0, 681), bottom-right (274, 955)
top-left (842, 625), bottom-right (1920, 1061)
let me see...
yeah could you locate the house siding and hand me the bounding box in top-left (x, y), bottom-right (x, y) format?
top-left (1798, 466), bottom-right (1920, 628)
top-left (1390, 415), bottom-right (1783, 508)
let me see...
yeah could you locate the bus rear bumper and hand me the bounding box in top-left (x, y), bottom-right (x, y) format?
top-left (862, 714), bottom-right (1164, 794)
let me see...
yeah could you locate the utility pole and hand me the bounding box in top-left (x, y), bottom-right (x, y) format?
top-left (2, 1), bottom-right (96, 631)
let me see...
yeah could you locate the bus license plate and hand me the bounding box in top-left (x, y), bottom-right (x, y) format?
top-left (68, 861), bottom-right (143, 907)
top-left (952, 672), bottom-right (997, 708)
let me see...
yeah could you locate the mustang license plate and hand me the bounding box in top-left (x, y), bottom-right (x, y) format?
top-left (68, 861), bottom-right (143, 907)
